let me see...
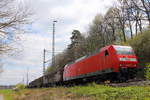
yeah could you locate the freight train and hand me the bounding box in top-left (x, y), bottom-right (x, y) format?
top-left (28, 45), bottom-right (138, 88)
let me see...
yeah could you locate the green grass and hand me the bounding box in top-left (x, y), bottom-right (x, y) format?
top-left (71, 83), bottom-right (150, 100)
top-left (1, 84), bottom-right (150, 100)
top-left (0, 89), bottom-right (13, 100)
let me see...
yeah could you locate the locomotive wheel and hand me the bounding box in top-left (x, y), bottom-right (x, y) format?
top-left (128, 68), bottom-right (137, 79)
top-left (117, 72), bottom-right (128, 82)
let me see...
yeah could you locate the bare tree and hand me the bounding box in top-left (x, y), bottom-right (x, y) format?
top-left (0, 0), bottom-right (32, 55)
top-left (104, 7), bottom-right (120, 42)
top-left (88, 14), bottom-right (106, 48)
top-left (123, 0), bottom-right (144, 35)
top-left (140, 0), bottom-right (150, 25)
top-left (112, 7), bottom-right (127, 42)
top-left (131, 0), bottom-right (150, 25)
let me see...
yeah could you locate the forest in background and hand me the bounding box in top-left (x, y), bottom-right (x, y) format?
top-left (46, 0), bottom-right (150, 76)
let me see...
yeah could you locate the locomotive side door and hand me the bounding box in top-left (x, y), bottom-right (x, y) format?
top-left (99, 51), bottom-right (104, 71)
top-left (104, 49), bottom-right (109, 69)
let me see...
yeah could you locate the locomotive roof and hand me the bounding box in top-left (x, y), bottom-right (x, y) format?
top-left (100, 45), bottom-right (132, 51)
top-left (113, 45), bottom-right (132, 48)
top-left (65, 45), bottom-right (132, 68)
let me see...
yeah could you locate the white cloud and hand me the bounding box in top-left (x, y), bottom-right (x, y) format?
top-left (0, 67), bottom-right (42, 85)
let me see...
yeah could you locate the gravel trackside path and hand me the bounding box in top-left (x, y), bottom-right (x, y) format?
top-left (0, 94), bottom-right (4, 100)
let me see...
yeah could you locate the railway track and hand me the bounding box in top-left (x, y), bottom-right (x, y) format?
top-left (108, 79), bottom-right (150, 87)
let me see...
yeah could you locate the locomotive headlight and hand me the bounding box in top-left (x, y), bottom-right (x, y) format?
top-left (134, 64), bottom-right (137, 66)
top-left (119, 58), bottom-right (126, 61)
top-left (130, 58), bottom-right (136, 61)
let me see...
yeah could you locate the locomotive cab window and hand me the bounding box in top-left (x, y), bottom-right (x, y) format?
top-left (105, 50), bottom-right (109, 56)
top-left (114, 46), bottom-right (134, 55)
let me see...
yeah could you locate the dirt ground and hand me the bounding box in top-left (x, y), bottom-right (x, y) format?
top-left (0, 94), bottom-right (4, 100)
top-left (13, 88), bottom-right (91, 100)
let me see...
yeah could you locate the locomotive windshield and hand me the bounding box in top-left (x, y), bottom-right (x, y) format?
top-left (114, 46), bottom-right (134, 55)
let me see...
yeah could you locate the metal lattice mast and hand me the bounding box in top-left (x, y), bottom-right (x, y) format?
top-left (52, 20), bottom-right (57, 67)
top-left (43, 49), bottom-right (46, 75)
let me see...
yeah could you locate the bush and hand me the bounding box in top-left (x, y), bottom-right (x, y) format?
top-left (126, 29), bottom-right (150, 78)
top-left (129, 29), bottom-right (150, 66)
top-left (14, 84), bottom-right (25, 91)
top-left (145, 63), bottom-right (150, 80)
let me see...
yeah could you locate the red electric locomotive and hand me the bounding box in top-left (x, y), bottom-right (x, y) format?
top-left (28, 45), bottom-right (139, 88)
top-left (63, 45), bottom-right (138, 82)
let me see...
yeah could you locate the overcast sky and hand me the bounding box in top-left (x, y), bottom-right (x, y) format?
top-left (0, 0), bottom-right (116, 85)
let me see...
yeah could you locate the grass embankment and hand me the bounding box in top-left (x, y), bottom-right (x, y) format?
top-left (12, 83), bottom-right (150, 100)
top-left (0, 83), bottom-right (150, 100)
top-left (0, 89), bottom-right (13, 100)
